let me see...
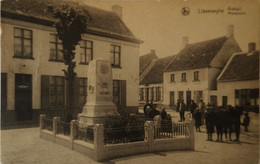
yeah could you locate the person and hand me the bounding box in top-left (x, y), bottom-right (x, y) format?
top-left (179, 100), bottom-right (186, 122)
top-left (233, 107), bottom-right (242, 142)
top-left (205, 104), bottom-right (215, 141)
top-left (148, 105), bottom-right (160, 120)
top-left (190, 100), bottom-right (197, 119)
top-left (161, 107), bottom-right (167, 120)
top-left (198, 99), bottom-right (205, 124)
top-left (242, 112), bottom-right (250, 132)
top-left (176, 99), bottom-right (180, 112)
top-left (194, 107), bottom-right (202, 132)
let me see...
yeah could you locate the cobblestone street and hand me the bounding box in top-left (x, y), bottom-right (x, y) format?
top-left (1, 112), bottom-right (259, 164)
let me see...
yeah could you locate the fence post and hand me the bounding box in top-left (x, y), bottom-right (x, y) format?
top-left (145, 121), bottom-right (154, 153)
top-left (189, 119), bottom-right (195, 150)
top-left (39, 114), bottom-right (46, 138)
top-left (94, 124), bottom-right (104, 161)
top-left (53, 117), bottom-right (60, 142)
top-left (70, 120), bottom-right (78, 141)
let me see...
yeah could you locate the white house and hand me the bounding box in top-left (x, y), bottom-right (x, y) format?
top-left (163, 25), bottom-right (241, 109)
top-left (1, 0), bottom-right (142, 124)
top-left (139, 54), bottom-right (175, 107)
top-left (217, 43), bottom-right (259, 111)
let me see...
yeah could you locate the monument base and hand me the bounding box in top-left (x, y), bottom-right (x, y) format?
top-left (78, 104), bottom-right (119, 128)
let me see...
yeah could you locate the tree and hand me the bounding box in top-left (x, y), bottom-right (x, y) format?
top-left (48, 2), bottom-right (89, 122)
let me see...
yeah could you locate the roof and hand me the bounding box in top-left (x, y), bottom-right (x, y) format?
top-left (165, 36), bottom-right (228, 72)
top-left (139, 52), bottom-right (158, 76)
top-left (218, 51), bottom-right (259, 82)
top-left (1, 0), bottom-right (141, 43)
top-left (140, 55), bottom-right (176, 85)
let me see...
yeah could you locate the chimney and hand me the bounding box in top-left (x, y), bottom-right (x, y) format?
top-left (112, 5), bottom-right (122, 19)
top-left (182, 36), bottom-right (189, 49)
top-left (248, 42), bottom-right (256, 53)
top-left (150, 49), bottom-right (156, 54)
top-left (227, 24), bottom-right (234, 37)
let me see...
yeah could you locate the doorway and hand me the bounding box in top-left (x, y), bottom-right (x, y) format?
top-left (15, 74), bottom-right (32, 121)
top-left (186, 91), bottom-right (191, 110)
top-left (170, 91), bottom-right (175, 107)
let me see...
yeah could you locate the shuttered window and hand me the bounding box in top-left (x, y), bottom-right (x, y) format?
top-left (1, 73), bottom-right (7, 110)
top-left (113, 80), bottom-right (126, 106)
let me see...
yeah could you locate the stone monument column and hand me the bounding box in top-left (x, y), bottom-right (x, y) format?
top-left (78, 59), bottom-right (118, 127)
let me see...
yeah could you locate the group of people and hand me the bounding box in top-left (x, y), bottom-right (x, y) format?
top-left (176, 99), bottom-right (251, 142)
top-left (143, 102), bottom-right (171, 121)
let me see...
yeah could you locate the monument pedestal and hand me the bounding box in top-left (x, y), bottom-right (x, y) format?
top-left (77, 59), bottom-right (119, 128)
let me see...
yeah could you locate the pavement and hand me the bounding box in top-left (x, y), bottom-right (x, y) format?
top-left (1, 111), bottom-right (259, 164)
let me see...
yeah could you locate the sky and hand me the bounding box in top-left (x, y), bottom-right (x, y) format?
top-left (77, 0), bottom-right (259, 58)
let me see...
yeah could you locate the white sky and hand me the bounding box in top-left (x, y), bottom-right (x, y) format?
top-left (78, 0), bottom-right (259, 58)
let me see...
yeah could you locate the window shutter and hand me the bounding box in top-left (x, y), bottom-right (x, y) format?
top-left (1, 73), bottom-right (7, 110)
top-left (41, 75), bottom-right (50, 109)
top-left (73, 77), bottom-right (80, 108)
top-left (120, 80), bottom-right (126, 107)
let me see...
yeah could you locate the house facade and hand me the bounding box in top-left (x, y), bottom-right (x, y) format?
top-left (139, 54), bottom-right (174, 107)
top-left (217, 43), bottom-right (259, 111)
top-left (1, 0), bottom-right (141, 124)
top-left (163, 25), bottom-right (241, 109)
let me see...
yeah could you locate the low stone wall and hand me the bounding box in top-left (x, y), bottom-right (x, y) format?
top-left (39, 114), bottom-right (195, 162)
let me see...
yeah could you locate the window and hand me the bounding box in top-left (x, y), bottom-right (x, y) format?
top-left (49, 34), bottom-right (63, 62)
top-left (110, 45), bottom-right (121, 67)
top-left (113, 80), bottom-right (120, 104)
top-left (194, 71), bottom-right (199, 81)
top-left (238, 89), bottom-right (259, 106)
top-left (80, 40), bottom-right (93, 64)
top-left (79, 78), bottom-right (88, 106)
top-left (170, 74), bottom-right (175, 82)
top-left (178, 91), bottom-right (184, 101)
top-left (139, 88), bottom-right (144, 101)
top-left (14, 28), bottom-right (32, 58)
top-left (49, 76), bottom-right (65, 107)
top-left (181, 73), bottom-right (186, 82)
top-left (155, 87), bottom-right (161, 101)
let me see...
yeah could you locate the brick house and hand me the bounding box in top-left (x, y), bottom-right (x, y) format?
top-left (1, 0), bottom-right (142, 124)
top-left (163, 25), bottom-right (241, 109)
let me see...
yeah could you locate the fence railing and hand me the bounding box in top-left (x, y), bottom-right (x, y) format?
top-left (43, 117), bottom-right (53, 131)
top-left (74, 125), bottom-right (94, 143)
top-left (104, 126), bottom-right (145, 144)
top-left (57, 121), bottom-right (71, 136)
top-left (154, 121), bottom-right (190, 139)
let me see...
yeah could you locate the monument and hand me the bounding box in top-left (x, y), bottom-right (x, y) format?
top-left (78, 59), bottom-right (118, 127)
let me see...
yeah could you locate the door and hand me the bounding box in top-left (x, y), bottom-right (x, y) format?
top-left (15, 74), bottom-right (32, 121)
top-left (186, 91), bottom-right (191, 110)
top-left (222, 96), bottom-right (228, 107)
top-left (170, 91), bottom-right (175, 107)
top-left (210, 96), bottom-right (217, 106)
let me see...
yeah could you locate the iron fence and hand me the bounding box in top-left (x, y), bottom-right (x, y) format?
top-left (43, 117), bottom-right (53, 131)
top-left (172, 122), bottom-right (189, 137)
top-left (74, 125), bottom-right (94, 143)
top-left (154, 121), bottom-right (190, 139)
top-left (104, 126), bottom-right (145, 144)
top-left (57, 121), bottom-right (71, 136)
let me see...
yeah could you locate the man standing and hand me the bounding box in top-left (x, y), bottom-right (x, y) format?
top-left (190, 100), bottom-right (197, 119)
top-left (179, 100), bottom-right (186, 122)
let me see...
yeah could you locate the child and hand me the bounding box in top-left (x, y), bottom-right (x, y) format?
top-left (242, 112), bottom-right (250, 132)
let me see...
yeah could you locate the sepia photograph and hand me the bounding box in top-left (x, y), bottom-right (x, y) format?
top-left (1, 0), bottom-right (259, 163)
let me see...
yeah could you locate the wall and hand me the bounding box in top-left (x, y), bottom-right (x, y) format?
top-left (163, 68), bottom-right (208, 106)
top-left (1, 17), bottom-right (139, 117)
top-left (217, 79), bottom-right (259, 106)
